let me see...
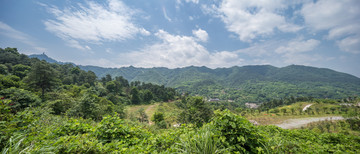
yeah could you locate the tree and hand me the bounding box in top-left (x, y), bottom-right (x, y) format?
top-left (12, 64), bottom-right (31, 79)
top-left (0, 64), bottom-right (7, 75)
top-left (143, 90), bottom-right (154, 104)
top-left (137, 108), bottom-right (148, 123)
top-left (281, 108), bottom-right (287, 115)
top-left (152, 112), bottom-right (166, 128)
top-left (130, 87), bottom-right (141, 105)
top-left (152, 112), bottom-right (165, 123)
top-left (85, 71), bottom-right (97, 86)
top-left (105, 74), bottom-right (112, 82)
top-left (330, 107), bottom-right (336, 114)
top-left (323, 106), bottom-right (328, 113)
top-left (0, 75), bottom-right (21, 89)
top-left (0, 87), bottom-right (40, 112)
top-left (115, 76), bottom-right (129, 87)
top-left (291, 108), bottom-right (295, 115)
top-left (67, 93), bottom-right (114, 121)
top-left (106, 81), bottom-right (122, 94)
top-left (25, 61), bottom-right (59, 97)
top-left (177, 96), bottom-right (213, 127)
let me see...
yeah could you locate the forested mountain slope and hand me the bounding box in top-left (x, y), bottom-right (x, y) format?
top-left (30, 54), bottom-right (360, 103)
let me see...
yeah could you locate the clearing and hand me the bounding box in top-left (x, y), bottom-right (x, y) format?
top-left (275, 116), bottom-right (344, 129)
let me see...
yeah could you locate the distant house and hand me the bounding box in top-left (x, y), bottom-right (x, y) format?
top-left (208, 98), bottom-right (220, 102)
top-left (245, 103), bottom-right (259, 109)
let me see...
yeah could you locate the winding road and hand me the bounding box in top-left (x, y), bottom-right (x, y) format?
top-left (302, 104), bottom-right (313, 112)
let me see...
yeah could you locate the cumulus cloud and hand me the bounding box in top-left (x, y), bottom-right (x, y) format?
top-left (337, 36), bottom-right (360, 54)
top-left (119, 30), bottom-right (242, 68)
top-left (43, 0), bottom-right (150, 50)
top-left (275, 39), bottom-right (320, 54)
top-left (301, 0), bottom-right (360, 54)
top-left (192, 28), bottom-right (209, 42)
top-left (235, 38), bottom-right (325, 66)
top-left (275, 38), bottom-right (321, 65)
top-left (203, 0), bottom-right (302, 42)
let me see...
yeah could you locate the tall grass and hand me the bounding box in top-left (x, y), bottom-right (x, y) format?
top-left (1, 134), bottom-right (32, 154)
top-left (175, 125), bottom-right (227, 154)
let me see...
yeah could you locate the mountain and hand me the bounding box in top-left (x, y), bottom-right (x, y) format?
top-left (29, 54), bottom-right (360, 103)
top-left (29, 53), bottom-right (63, 64)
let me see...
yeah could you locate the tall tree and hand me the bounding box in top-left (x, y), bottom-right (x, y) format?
top-left (25, 61), bottom-right (59, 97)
top-left (143, 90), bottom-right (154, 104)
top-left (177, 96), bottom-right (213, 127)
top-left (130, 87), bottom-right (141, 105)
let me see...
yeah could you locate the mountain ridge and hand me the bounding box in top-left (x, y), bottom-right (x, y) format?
top-left (29, 53), bottom-right (360, 103)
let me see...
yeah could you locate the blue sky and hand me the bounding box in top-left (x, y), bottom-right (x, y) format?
top-left (1, 0), bottom-right (359, 77)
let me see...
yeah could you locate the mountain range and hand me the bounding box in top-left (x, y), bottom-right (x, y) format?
top-left (29, 53), bottom-right (360, 103)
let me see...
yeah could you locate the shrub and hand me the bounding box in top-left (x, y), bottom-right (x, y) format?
top-left (0, 87), bottom-right (40, 112)
top-left (93, 116), bottom-right (151, 144)
top-left (175, 125), bottom-right (227, 154)
top-left (210, 110), bottom-right (266, 153)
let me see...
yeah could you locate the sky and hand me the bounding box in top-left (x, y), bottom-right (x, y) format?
top-left (0, 0), bottom-right (359, 77)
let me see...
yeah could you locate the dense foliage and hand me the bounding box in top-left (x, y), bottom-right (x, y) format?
top-left (1, 47), bottom-right (360, 153)
top-left (77, 65), bottom-right (360, 103)
top-left (1, 106), bottom-right (359, 153)
top-left (31, 53), bottom-right (360, 104)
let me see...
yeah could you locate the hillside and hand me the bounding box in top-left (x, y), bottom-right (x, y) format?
top-left (30, 54), bottom-right (360, 103)
top-left (1, 48), bottom-right (358, 153)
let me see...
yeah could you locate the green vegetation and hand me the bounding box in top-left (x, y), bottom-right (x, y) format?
top-left (77, 64), bottom-right (360, 103)
top-left (300, 118), bottom-right (360, 136)
top-left (1, 47), bottom-right (360, 153)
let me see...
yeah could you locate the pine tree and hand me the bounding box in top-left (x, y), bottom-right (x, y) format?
top-left (25, 61), bottom-right (59, 97)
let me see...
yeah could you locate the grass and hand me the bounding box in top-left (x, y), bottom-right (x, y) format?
top-left (175, 125), bottom-right (227, 154)
top-left (246, 101), bottom-right (347, 125)
top-left (300, 119), bottom-right (360, 136)
top-left (125, 101), bottom-right (183, 125)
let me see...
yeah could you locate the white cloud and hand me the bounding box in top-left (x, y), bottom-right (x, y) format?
top-left (301, 0), bottom-right (360, 31)
top-left (236, 40), bottom-right (283, 57)
top-left (275, 38), bottom-right (321, 65)
top-left (162, 7), bottom-right (172, 22)
top-left (235, 38), bottom-right (326, 66)
top-left (301, 0), bottom-right (360, 54)
top-left (192, 28), bottom-right (209, 42)
top-left (43, 0), bottom-right (149, 50)
top-left (177, 0), bottom-right (199, 4)
top-left (282, 53), bottom-right (323, 65)
top-left (185, 0), bottom-right (199, 4)
top-left (119, 30), bottom-right (242, 68)
top-left (275, 39), bottom-right (320, 54)
top-left (0, 21), bottom-right (47, 53)
top-left (337, 36), bottom-right (360, 54)
top-left (204, 0), bottom-right (302, 42)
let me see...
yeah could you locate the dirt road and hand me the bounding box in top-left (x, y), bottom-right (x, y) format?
top-left (302, 104), bottom-right (313, 112)
top-left (275, 116), bottom-right (344, 129)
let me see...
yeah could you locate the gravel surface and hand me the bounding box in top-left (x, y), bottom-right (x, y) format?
top-left (275, 116), bottom-right (344, 129)
top-left (302, 104), bottom-right (313, 112)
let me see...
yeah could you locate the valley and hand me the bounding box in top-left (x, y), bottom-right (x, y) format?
top-left (1, 48), bottom-right (359, 153)
top-left (2, 0), bottom-right (359, 153)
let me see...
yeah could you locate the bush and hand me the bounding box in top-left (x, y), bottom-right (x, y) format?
top-left (210, 110), bottom-right (266, 153)
top-left (175, 125), bottom-right (227, 154)
top-left (55, 118), bottom-right (92, 136)
top-left (93, 116), bottom-right (151, 144)
top-left (0, 87), bottom-right (40, 112)
top-left (0, 75), bottom-right (21, 89)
